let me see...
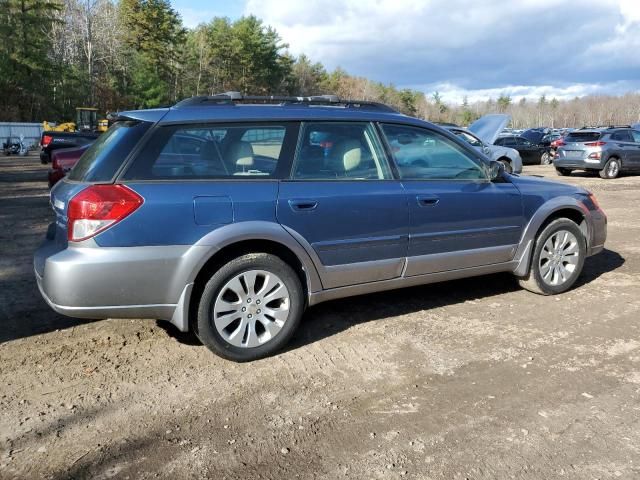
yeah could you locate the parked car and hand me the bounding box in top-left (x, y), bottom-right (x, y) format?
top-left (494, 135), bottom-right (553, 165)
top-left (39, 130), bottom-right (98, 164)
top-left (48, 144), bottom-right (91, 188)
top-left (554, 126), bottom-right (640, 179)
top-left (445, 114), bottom-right (523, 174)
top-left (35, 93), bottom-right (607, 362)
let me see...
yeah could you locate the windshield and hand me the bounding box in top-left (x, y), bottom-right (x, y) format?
top-left (68, 121), bottom-right (151, 182)
top-left (453, 130), bottom-right (483, 147)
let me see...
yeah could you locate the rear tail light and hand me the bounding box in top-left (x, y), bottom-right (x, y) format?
top-left (588, 152), bottom-right (601, 160)
top-left (585, 141), bottom-right (606, 147)
top-left (67, 185), bottom-right (143, 241)
top-left (42, 135), bottom-right (53, 147)
top-left (551, 139), bottom-right (565, 148)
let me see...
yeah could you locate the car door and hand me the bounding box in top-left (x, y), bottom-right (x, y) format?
top-left (379, 123), bottom-right (524, 276)
top-left (277, 121), bottom-right (408, 289)
top-left (630, 130), bottom-right (640, 169)
top-left (611, 130), bottom-right (638, 169)
top-left (514, 137), bottom-right (540, 164)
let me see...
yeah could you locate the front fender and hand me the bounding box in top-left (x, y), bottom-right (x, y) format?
top-left (512, 196), bottom-right (592, 277)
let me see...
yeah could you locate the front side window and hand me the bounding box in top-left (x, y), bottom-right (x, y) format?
top-left (123, 124), bottom-right (291, 179)
top-left (381, 124), bottom-right (487, 180)
top-left (632, 130), bottom-right (640, 143)
top-left (292, 122), bottom-right (392, 180)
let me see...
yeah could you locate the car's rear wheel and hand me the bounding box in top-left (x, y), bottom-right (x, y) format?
top-left (518, 218), bottom-right (586, 295)
top-left (540, 152), bottom-right (552, 165)
top-left (497, 158), bottom-right (513, 174)
top-left (196, 253), bottom-right (304, 362)
top-left (555, 167), bottom-right (572, 176)
top-left (599, 157), bottom-right (621, 179)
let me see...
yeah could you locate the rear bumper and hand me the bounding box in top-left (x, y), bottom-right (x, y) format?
top-left (34, 235), bottom-right (201, 330)
top-left (553, 158), bottom-right (604, 170)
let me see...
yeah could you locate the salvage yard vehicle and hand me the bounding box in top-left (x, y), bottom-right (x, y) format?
top-left (39, 130), bottom-right (97, 164)
top-left (494, 134), bottom-right (553, 165)
top-left (35, 93), bottom-right (607, 362)
top-left (554, 126), bottom-right (640, 179)
top-left (48, 144), bottom-right (91, 188)
top-left (444, 114), bottom-right (523, 174)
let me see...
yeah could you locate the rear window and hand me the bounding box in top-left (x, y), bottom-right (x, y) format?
top-left (123, 123), bottom-right (293, 180)
top-left (67, 121), bottom-right (151, 182)
top-left (565, 132), bottom-right (602, 143)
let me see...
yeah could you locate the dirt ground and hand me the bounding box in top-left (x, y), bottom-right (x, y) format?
top-left (1, 153), bottom-right (639, 480)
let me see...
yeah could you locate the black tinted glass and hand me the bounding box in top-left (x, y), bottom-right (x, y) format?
top-left (68, 121), bottom-right (151, 182)
top-left (565, 132), bottom-right (602, 142)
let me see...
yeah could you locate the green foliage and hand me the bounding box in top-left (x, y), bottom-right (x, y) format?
top-left (0, 0), bottom-right (63, 120)
top-left (497, 94), bottom-right (511, 112)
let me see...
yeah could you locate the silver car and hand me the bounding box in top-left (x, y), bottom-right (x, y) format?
top-left (445, 114), bottom-right (523, 174)
top-left (555, 127), bottom-right (640, 179)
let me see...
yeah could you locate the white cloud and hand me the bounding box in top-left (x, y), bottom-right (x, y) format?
top-left (244, 0), bottom-right (640, 97)
top-left (415, 81), bottom-right (637, 105)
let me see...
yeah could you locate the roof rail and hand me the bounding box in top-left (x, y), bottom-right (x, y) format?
top-left (579, 124), bottom-right (632, 130)
top-left (173, 92), bottom-right (399, 113)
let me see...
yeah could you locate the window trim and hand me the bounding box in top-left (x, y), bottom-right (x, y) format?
top-left (117, 121), bottom-right (300, 182)
top-left (377, 121), bottom-right (491, 182)
top-left (288, 120), bottom-right (396, 182)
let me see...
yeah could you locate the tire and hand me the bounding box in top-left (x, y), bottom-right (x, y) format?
top-left (555, 167), bottom-right (572, 176)
top-left (196, 253), bottom-right (304, 362)
top-left (540, 152), bottom-right (552, 165)
top-left (518, 218), bottom-right (586, 295)
top-left (599, 157), bottom-right (621, 179)
top-left (498, 158), bottom-right (513, 174)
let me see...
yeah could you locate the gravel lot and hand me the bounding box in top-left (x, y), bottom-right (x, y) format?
top-left (1, 154), bottom-right (639, 479)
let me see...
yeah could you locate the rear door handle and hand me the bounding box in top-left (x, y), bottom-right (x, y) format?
top-left (416, 195), bottom-right (439, 207)
top-left (289, 199), bottom-right (318, 211)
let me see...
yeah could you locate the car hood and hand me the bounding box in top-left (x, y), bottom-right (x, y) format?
top-left (510, 173), bottom-right (588, 196)
top-left (468, 114), bottom-right (510, 145)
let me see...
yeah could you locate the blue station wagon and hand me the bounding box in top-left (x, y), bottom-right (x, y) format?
top-left (35, 94), bottom-right (607, 361)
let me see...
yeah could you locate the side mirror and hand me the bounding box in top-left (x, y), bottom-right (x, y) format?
top-left (488, 160), bottom-right (505, 181)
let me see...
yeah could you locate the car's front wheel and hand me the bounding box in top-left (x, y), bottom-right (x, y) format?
top-left (518, 218), bottom-right (586, 295)
top-left (196, 253), bottom-right (304, 362)
top-left (497, 158), bottom-right (513, 174)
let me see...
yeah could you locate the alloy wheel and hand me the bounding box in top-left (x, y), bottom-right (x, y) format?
top-left (538, 230), bottom-right (580, 286)
top-left (212, 269), bottom-right (290, 348)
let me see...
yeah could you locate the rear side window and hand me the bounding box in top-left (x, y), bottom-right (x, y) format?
top-left (565, 132), bottom-right (602, 142)
top-left (292, 122), bottom-right (391, 180)
top-left (632, 130), bottom-right (640, 143)
top-left (611, 130), bottom-right (633, 142)
top-left (123, 124), bottom-right (293, 180)
top-left (67, 121), bottom-right (151, 182)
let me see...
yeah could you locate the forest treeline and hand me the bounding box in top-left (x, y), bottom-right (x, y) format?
top-left (1, 0), bottom-right (639, 127)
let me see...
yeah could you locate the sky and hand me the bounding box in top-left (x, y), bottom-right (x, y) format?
top-left (171, 0), bottom-right (640, 104)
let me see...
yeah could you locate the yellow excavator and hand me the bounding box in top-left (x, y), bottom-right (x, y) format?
top-left (43, 107), bottom-right (109, 134)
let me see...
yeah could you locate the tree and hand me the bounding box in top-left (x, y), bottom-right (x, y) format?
top-left (497, 93), bottom-right (511, 112)
top-left (0, 0), bottom-right (63, 120)
top-left (290, 54), bottom-right (326, 95)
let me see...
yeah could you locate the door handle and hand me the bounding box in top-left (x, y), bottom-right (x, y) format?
top-left (289, 199), bottom-right (318, 211)
top-left (416, 195), bottom-right (439, 207)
